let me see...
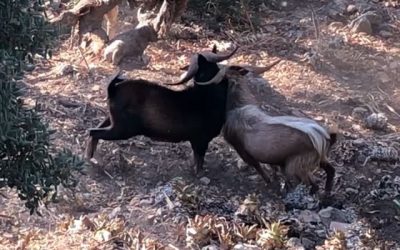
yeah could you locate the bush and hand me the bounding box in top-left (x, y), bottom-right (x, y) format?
top-left (0, 0), bottom-right (83, 215)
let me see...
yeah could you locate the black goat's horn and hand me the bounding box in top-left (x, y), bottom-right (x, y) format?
top-left (166, 55), bottom-right (199, 85)
top-left (201, 46), bottom-right (239, 63)
top-left (166, 46), bottom-right (239, 86)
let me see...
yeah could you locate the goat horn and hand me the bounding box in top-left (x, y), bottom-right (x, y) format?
top-left (166, 54), bottom-right (199, 85)
top-left (200, 46), bottom-right (239, 63)
top-left (166, 46), bottom-right (239, 86)
top-left (242, 59), bottom-right (282, 75)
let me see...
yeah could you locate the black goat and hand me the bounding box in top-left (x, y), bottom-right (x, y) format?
top-left (85, 47), bottom-right (238, 174)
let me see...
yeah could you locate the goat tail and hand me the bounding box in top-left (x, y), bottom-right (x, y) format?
top-left (107, 69), bottom-right (124, 99)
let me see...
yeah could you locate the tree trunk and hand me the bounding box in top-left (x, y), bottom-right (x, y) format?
top-left (49, 0), bottom-right (188, 61)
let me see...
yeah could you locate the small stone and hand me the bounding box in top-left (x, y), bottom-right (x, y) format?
top-left (377, 72), bottom-right (391, 83)
top-left (328, 21), bottom-right (344, 30)
top-left (299, 210), bottom-right (321, 223)
top-left (301, 237), bottom-right (315, 249)
top-left (57, 64), bottom-right (75, 76)
top-left (389, 61), bottom-right (398, 69)
top-left (91, 85), bottom-right (101, 91)
top-left (286, 237), bottom-right (305, 249)
top-left (233, 243), bottom-right (261, 250)
top-left (364, 112), bottom-right (388, 130)
top-left (109, 206), bottom-right (121, 219)
top-left (94, 229), bottom-right (112, 242)
top-left (25, 63), bottom-right (35, 72)
top-left (237, 158), bottom-right (249, 171)
top-left (202, 245), bottom-right (219, 250)
top-left (346, 5), bottom-right (358, 14)
top-left (319, 207), bottom-right (334, 219)
top-left (248, 174), bottom-right (261, 181)
top-left (380, 30), bottom-right (393, 38)
top-left (345, 188), bottom-right (358, 194)
top-left (316, 229), bottom-right (326, 238)
top-left (139, 197), bottom-right (154, 206)
top-left (199, 177), bottom-right (211, 185)
top-left (319, 207), bottom-right (350, 226)
top-left (330, 221), bottom-right (351, 233)
top-left (352, 17), bottom-right (372, 34)
top-left (352, 107), bottom-right (369, 119)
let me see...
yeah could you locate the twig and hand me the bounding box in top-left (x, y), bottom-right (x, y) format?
top-left (310, 5), bottom-right (320, 41)
top-left (69, 25), bottom-right (75, 50)
top-left (103, 169), bottom-right (115, 180)
top-left (241, 0), bottom-right (255, 33)
top-left (0, 214), bottom-right (13, 219)
top-left (77, 46), bottom-right (94, 83)
top-left (168, 244), bottom-right (180, 250)
top-left (94, 236), bottom-right (120, 247)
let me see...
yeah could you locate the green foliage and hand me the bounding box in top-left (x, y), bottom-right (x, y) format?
top-left (0, 0), bottom-right (83, 215)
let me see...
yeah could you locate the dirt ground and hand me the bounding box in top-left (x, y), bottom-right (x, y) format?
top-left (1, 0), bottom-right (400, 249)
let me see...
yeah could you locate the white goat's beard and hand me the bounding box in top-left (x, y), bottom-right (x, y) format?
top-left (194, 65), bottom-right (227, 85)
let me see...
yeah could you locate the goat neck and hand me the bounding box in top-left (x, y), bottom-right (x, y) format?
top-left (225, 74), bottom-right (257, 112)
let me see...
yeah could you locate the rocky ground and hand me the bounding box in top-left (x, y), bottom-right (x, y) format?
top-left (1, 0), bottom-right (400, 249)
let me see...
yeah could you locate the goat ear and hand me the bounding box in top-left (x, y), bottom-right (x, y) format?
top-left (211, 44), bottom-right (218, 54)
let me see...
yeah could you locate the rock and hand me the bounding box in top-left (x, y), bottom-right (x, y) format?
top-left (380, 30), bottom-right (393, 38)
top-left (287, 237), bottom-right (305, 249)
top-left (237, 158), bottom-right (249, 171)
top-left (328, 22), bottom-right (344, 31)
top-left (108, 206), bottom-right (121, 219)
top-left (352, 17), bottom-right (372, 34)
top-left (315, 229), bottom-right (326, 238)
top-left (328, 36), bottom-right (345, 48)
top-left (139, 197), bottom-right (154, 206)
top-left (346, 5), bottom-right (358, 14)
top-left (299, 210), bottom-right (321, 224)
top-left (363, 11), bottom-right (383, 26)
top-left (301, 237), bottom-right (315, 249)
top-left (248, 174), bottom-right (262, 181)
top-left (352, 107), bottom-right (369, 119)
top-left (25, 63), bottom-right (35, 72)
top-left (233, 243), bottom-right (261, 250)
top-left (318, 207), bottom-right (350, 226)
top-left (345, 188), bottom-right (359, 194)
top-left (56, 64), bottom-right (75, 76)
top-left (377, 72), bottom-right (391, 83)
top-left (91, 85), bottom-right (101, 91)
top-left (389, 61), bottom-right (398, 69)
top-left (202, 245), bottom-right (219, 250)
top-left (200, 177), bottom-right (211, 185)
top-left (94, 229), bottom-right (112, 242)
top-left (364, 112), bottom-right (388, 130)
top-left (330, 221), bottom-right (351, 233)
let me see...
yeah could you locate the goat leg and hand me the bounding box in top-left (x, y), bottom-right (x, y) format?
top-left (85, 118), bottom-right (111, 159)
top-left (320, 161), bottom-right (335, 196)
top-left (252, 163), bottom-right (273, 184)
top-left (308, 174), bottom-right (319, 195)
top-left (190, 141), bottom-right (209, 175)
top-left (236, 151), bottom-right (271, 184)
